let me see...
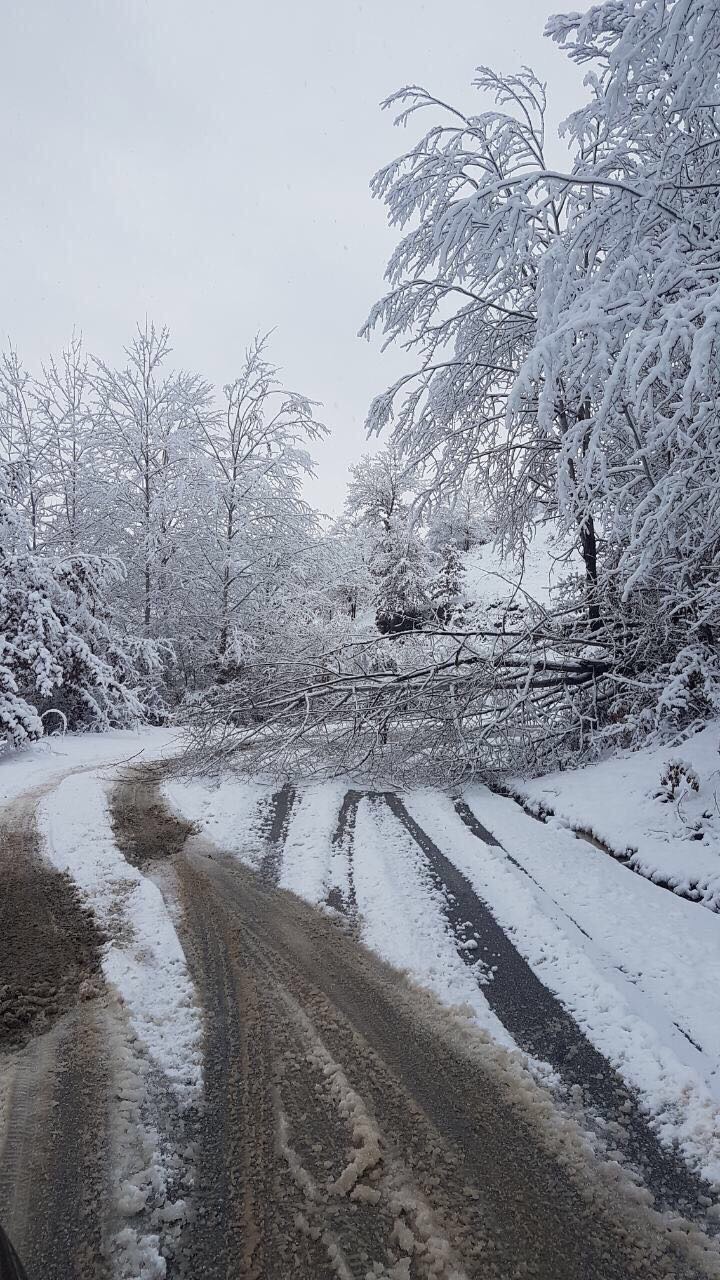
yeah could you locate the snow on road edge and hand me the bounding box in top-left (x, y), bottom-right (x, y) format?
top-left (510, 723), bottom-right (720, 910)
top-left (163, 775), bottom-right (270, 866)
top-left (280, 781), bottom-right (349, 902)
top-left (40, 771), bottom-right (204, 1278)
top-left (40, 773), bottom-right (203, 1102)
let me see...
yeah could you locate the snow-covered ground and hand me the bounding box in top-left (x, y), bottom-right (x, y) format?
top-left (463, 523), bottom-right (576, 610)
top-left (5, 723), bottom-right (720, 1201)
top-left (413, 787), bottom-right (720, 1180)
top-left (166, 764), bottom-right (720, 1186)
top-left (0, 725), bottom-right (183, 808)
top-left (511, 721), bottom-right (720, 911)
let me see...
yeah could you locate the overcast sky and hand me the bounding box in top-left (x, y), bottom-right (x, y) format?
top-left (2, 0), bottom-right (585, 512)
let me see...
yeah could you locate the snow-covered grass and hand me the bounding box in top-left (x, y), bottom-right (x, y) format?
top-left (511, 720), bottom-right (720, 911)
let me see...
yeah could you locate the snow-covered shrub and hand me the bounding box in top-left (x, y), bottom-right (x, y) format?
top-left (0, 474), bottom-right (160, 750)
top-left (656, 759), bottom-right (701, 803)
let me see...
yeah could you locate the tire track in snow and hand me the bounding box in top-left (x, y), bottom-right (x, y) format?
top-left (327, 789), bottom-right (361, 923)
top-left (380, 791), bottom-right (718, 1221)
top-left (259, 783), bottom-right (297, 886)
top-left (454, 797), bottom-right (592, 939)
top-left (454, 797), bottom-right (712, 1065)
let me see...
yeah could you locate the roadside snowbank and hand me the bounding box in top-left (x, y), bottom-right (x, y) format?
top-left (40, 772), bottom-right (203, 1101)
top-left (40, 768), bottom-right (203, 1279)
top-left (511, 722), bottom-right (720, 910)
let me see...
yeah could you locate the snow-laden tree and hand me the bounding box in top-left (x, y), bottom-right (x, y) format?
top-left (321, 520), bottom-right (375, 622)
top-left (426, 483), bottom-right (489, 553)
top-left (534, 0), bottom-right (720, 728)
top-left (93, 322), bottom-right (212, 639)
top-left (353, 2), bottom-right (720, 757)
top-left (194, 335), bottom-right (326, 670)
top-left (35, 334), bottom-right (105, 554)
top-left (0, 346), bottom-right (48, 552)
top-left (204, 1), bottom-right (720, 782)
top-left (372, 516), bottom-right (437, 634)
top-left (429, 542), bottom-right (465, 623)
top-left (345, 447), bottom-right (415, 532)
top-left (343, 445), bottom-right (438, 632)
top-left (0, 469), bottom-right (157, 750)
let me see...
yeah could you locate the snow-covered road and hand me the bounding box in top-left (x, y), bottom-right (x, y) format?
top-left (167, 771), bottom-right (720, 1192)
top-left (1, 730), bottom-right (720, 1278)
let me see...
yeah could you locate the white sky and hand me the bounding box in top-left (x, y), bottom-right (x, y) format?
top-left (1, 0), bottom-right (585, 512)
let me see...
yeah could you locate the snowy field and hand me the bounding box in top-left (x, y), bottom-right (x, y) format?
top-left (463, 524), bottom-right (577, 610)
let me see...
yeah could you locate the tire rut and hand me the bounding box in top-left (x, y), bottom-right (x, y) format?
top-left (0, 1004), bottom-right (111, 1280)
top-left (259, 783), bottom-right (296, 886)
top-left (382, 791), bottom-right (717, 1222)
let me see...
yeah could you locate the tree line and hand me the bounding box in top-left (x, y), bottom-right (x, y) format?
top-left (5, 0), bottom-right (720, 783)
top-left (0, 326), bottom-right (324, 745)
